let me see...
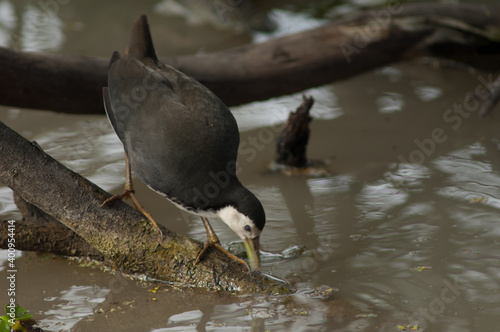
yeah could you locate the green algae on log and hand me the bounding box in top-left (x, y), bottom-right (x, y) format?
top-left (0, 122), bottom-right (292, 294)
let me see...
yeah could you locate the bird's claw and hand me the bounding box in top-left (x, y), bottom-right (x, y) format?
top-left (100, 189), bottom-right (135, 208)
top-left (100, 189), bottom-right (163, 238)
top-left (195, 241), bottom-right (251, 272)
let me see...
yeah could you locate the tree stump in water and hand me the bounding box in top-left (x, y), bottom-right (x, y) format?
top-left (275, 95), bottom-right (314, 168)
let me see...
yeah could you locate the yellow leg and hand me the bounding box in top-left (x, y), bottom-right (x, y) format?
top-left (195, 217), bottom-right (250, 271)
top-left (101, 152), bottom-right (162, 235)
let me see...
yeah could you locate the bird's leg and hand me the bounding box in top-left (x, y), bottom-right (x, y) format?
top-left (195, 217), bottom-right (251, 272)
top-left (101, 152), bottom-right (162, 235)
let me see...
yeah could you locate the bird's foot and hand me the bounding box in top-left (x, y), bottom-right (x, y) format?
top-left (195, 240), bottom-right (251, 272)
top-left (100, 189), bottom-right (134, 208)
top-left (101, 189), bottom-right (163, 238)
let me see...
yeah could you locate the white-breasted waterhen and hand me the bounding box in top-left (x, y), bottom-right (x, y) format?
top-left (101, 15), bottom-right (265, 271)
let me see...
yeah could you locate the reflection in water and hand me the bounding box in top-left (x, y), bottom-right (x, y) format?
top-left (434, 144), bottom-right (500, 209)
top-left (376, 92), bottom-right (404, 114)
top-left (0, 0), bottom-right (64, 51)
top-left (376, 66), bottom-right (403, 82)
top-left (414, 85), bottom-right (442, 102)
top-left (0, 1), bottom-right (15, 45)
top-left (357, 180), bottom-right (408, 221)
top-left (41, 285), bottom-right (108, 331)
top-left (253, 8), bottom-right (327, 43)
top-left (231, 86), bottom-right (342, 131)
top-left (20, 4), bottom-right (64, 51)
top-left (155, 0), bottom-right (277, 33)
top-left (328, 139), bottom-right (500, 330)
top-left (0, 186), bottom-right (18, 219)
top-left (387, 163), bottom-right (432, 191)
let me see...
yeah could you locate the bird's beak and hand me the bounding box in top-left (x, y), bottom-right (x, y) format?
top-left (243, 237), bottom-right (260, 271)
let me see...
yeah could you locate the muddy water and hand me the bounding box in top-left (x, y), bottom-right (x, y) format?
top-left (1, 1), bottom-right (500, 331)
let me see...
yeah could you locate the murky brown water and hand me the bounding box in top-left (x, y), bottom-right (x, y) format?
top-left (1, 1), bottom-right (500, 331)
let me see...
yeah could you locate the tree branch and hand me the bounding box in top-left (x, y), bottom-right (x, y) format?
top-left (0, 193), bottom-right (104, 259)
top-left (0, 122), bottom-right (291, 294)
top-left (2, 3), bottom-right (499, 114)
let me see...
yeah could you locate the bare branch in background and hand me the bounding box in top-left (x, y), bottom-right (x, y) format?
top-left (0, 4), bottom-right (499, 114)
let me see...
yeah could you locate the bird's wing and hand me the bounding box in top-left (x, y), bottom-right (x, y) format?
top-left (102, 87), bottom-right (120, 138)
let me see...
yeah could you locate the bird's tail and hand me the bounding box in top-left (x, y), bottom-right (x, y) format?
top-left (126, 14), bottom-right (158, 62)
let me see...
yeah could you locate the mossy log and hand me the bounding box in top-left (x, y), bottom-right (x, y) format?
top-left (0, 122), bottom-right (292, 294)
top-left (1, 192), bottom-right (104, 259)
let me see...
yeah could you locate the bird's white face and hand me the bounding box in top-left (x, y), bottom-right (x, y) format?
top-left (217, 205), bottom-right (261, 240)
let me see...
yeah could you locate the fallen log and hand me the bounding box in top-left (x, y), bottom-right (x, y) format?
top-left (0, 121), bottom-right (291, 294)
top-left (1, 3), bottom-right (500, 114)
top-left (0, 193), bottom-right (104, 259)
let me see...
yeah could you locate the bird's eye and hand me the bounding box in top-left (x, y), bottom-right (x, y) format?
top-left (244, 225), bottom-right (251, 232)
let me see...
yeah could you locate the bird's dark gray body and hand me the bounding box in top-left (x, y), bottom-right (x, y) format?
top-left (102, 21), bottom-right (264, 230)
